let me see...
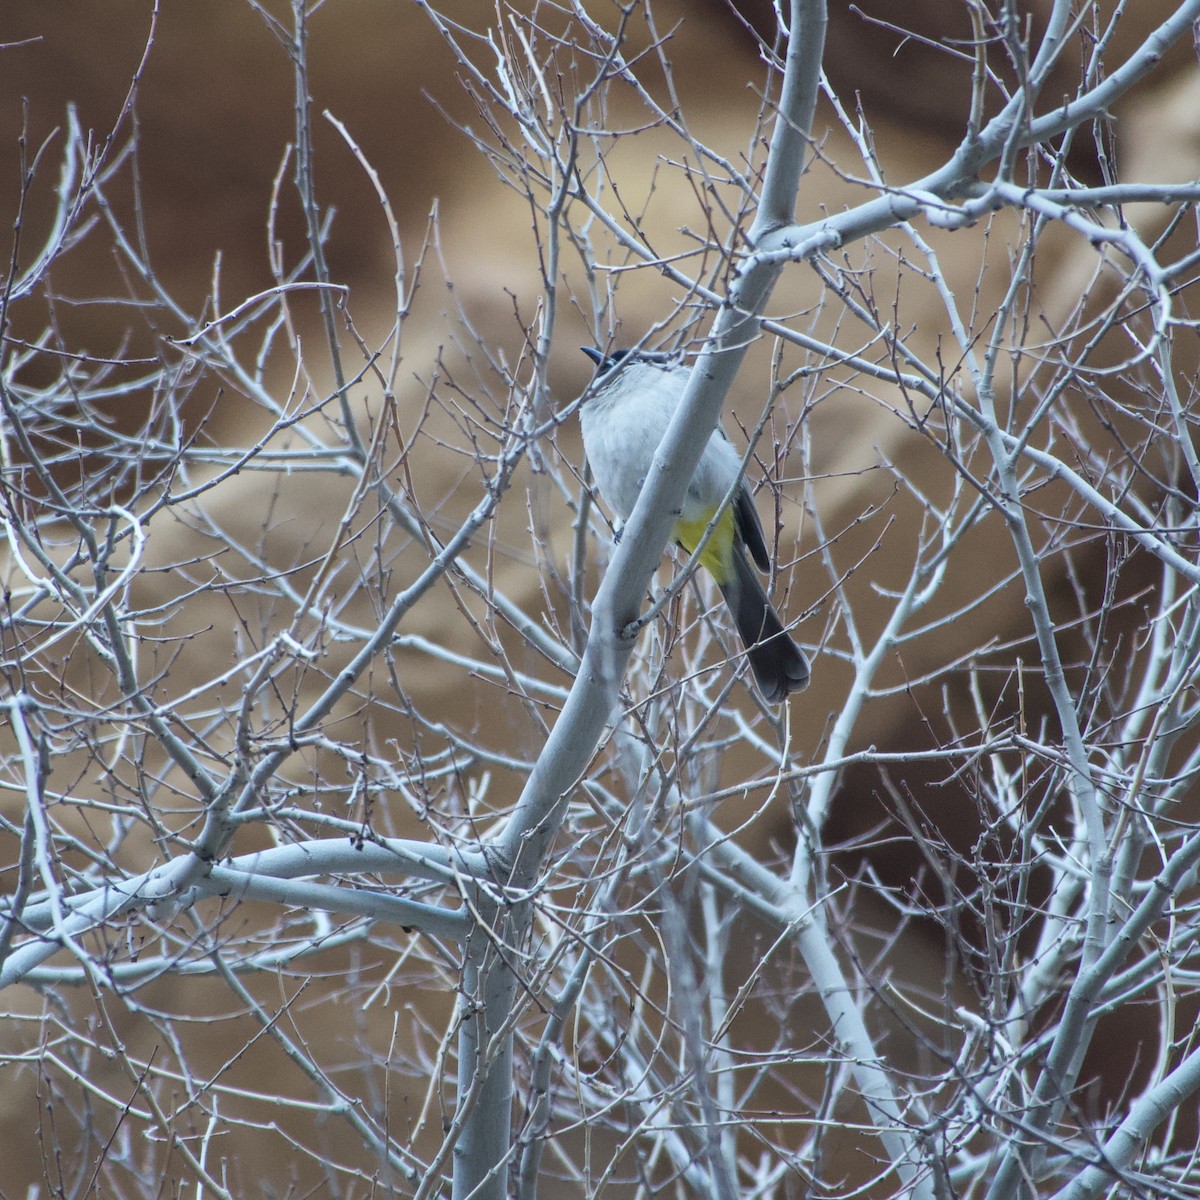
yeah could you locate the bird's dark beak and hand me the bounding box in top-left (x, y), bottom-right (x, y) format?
top-left (580, 346), bottom-right (605, 367)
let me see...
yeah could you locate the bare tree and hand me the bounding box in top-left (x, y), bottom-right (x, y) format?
top-left (3, 1), bottom-right (1200, 1197)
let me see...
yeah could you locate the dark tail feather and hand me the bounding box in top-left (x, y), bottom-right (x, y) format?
top-left (718, 548), bottom-right (810, 703)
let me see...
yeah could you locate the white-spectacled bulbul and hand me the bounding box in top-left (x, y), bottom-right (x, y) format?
top-left (579, 346), bottom-right (810, 703)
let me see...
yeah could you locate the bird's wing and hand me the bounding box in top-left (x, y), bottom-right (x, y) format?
top-left (734, 482), bottom-right (771, 573)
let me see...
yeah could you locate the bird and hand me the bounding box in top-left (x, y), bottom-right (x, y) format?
top-left (578, 345), bottom-right (810, 703)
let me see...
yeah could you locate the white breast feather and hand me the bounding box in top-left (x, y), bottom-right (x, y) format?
top-left (580, 362), bottom-right (744, 525)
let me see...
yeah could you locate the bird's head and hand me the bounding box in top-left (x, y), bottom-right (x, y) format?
top-left (580, 345), bottom-right (680, 381)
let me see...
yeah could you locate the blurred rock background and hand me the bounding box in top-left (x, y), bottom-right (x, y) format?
top-left (2, 1), bottom-right (1198, 1194)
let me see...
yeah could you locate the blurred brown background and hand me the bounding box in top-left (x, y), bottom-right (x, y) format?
top-left (2, 0), bottom-right (1198, 1194)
